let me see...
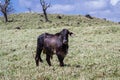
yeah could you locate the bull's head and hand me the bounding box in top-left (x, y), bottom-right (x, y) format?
top-left (60, 29), bottom-right (73, 44)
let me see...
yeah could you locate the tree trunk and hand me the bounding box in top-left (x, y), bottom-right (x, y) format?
top-left (3, 12), bottom-right (8, 22)
top-left (43, 9), bottom-right (49, 22)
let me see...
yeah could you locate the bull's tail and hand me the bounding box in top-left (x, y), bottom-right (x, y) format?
top-left (35, 34), bottom-right (45, 66)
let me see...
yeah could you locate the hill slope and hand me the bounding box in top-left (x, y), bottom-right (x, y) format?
top-left (0, 13), bottom-right (120, 80)
top-left (0, 13), bottom-right (118, 29)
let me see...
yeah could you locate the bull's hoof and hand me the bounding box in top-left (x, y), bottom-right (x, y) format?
top-left (35, 60), bottom-right (39, 66)
top-left (36, 63), bottom-right (39, 66)
top-left (60, 64), bottom-right (64, 67)
top-left (48, 64), bottom-right (52, 66)
top-left (40, 60), bottom-right (43, 63)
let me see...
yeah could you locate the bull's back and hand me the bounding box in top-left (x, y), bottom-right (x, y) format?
top-left (44, 37), bottom-right (60, 47)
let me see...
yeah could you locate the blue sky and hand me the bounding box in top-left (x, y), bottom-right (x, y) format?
top-left (8, 0), bottom-right (120, 22)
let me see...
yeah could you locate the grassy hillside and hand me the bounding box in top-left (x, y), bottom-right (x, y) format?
top-left (0, 13), bottom-right (118, 29)
top-left (0, 13), bottom-right (120, 80)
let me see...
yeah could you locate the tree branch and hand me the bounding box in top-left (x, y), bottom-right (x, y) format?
top-left (4, 0), bottom-right (10, 8)
top-left (40, 0), bottom-right (50, 10)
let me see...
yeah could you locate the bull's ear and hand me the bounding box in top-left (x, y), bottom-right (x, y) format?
top-left (69, 32), bottom-right (74, 36)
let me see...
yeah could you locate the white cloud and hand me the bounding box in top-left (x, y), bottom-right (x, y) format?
top-left (19, 0), bottom-right (32, 7)
top-left (84, 0), bottom-right (107, 10)
top-left (18, 0), bottom-right (41, 12)
top-left (89, 10), bottom-right (111, 17)
top-left (49, 4), bottom-right (74, 13)
top-left (110, 0), bottom-right (120, 6)
top-left (89, 9), bottom-right (120, 22)
top-left (33, 4), bottom-right (41, 12)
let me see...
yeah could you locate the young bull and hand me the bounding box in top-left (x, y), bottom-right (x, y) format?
top-left (35, 29), bottom-right (73, 66)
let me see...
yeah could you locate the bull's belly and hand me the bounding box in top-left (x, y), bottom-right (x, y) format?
top-left (42, 48), bottom-right (56, 54)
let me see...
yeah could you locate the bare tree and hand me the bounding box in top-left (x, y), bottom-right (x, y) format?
top-left (40, 0), bottom-right (50, 22)
top-left (26, 7), bottom-right (32, 13)
top-left (0, 0), bottom-right (13, 22)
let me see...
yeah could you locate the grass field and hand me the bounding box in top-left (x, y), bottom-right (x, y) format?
top-left (0, 13), bottom-right (120, 80)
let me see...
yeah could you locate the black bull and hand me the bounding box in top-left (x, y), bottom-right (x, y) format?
top-left (35, 29), bottom-right (73, 66)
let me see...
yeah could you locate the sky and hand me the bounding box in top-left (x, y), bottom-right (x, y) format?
top-left (5, 0), bottom-right (120, 22)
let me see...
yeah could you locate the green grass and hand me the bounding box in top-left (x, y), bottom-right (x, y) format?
top-left (0, 13), bottom-right (120, 80)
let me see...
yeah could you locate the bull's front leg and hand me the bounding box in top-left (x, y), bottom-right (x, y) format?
top-left (57, 54), bottom-right (65, 67)
top-left (46, 54), bottom-right (51, 66)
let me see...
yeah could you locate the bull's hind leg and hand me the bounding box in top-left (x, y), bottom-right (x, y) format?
top-left (46, 54), bottom-right (51, 66)
top-left (35, 47), bottom-right (43, 66)
top-left (35, 34), bottom-right (45, 66)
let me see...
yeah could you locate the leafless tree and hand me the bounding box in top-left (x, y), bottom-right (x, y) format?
top-left (40, 0), bottom-right (50, 22)
top-left (27, 7), bottom-right (32, 13)
top-left (0, 0), bottom-right (13, 22)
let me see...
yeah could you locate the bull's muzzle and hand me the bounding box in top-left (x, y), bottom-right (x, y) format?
top-left (63, 40), bottom-right (68, 44)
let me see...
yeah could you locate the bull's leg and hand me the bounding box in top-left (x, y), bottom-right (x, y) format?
top-left (35, 46), bottom-right (43, 66)
top-left (35, 56), bottom-right (39, 66)
top-left (57, 54), bottom-right (64, 67)
top-left (37, 49), bottom-right (43, 62)
top-left (46, 54), bottom-right (51, 66)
